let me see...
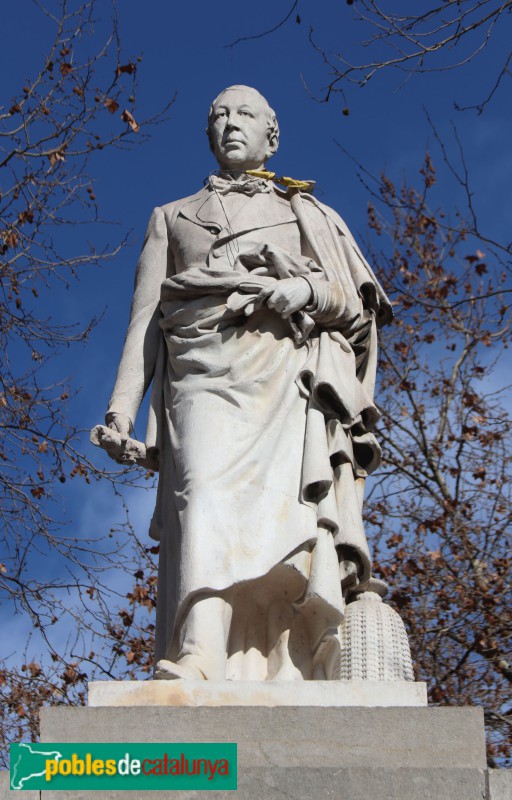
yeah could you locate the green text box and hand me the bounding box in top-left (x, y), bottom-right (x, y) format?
top-left (10, 742), bottom-right (237, 791)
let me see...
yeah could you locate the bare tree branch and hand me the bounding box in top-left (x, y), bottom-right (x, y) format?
top-left (310, 1), bottom-right (512, 113)
top-left (224, 0), bottom-right (299, 48)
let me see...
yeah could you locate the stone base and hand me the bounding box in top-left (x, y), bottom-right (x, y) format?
top-left (35, 704), bottom-right (502, 798)
top-left (40, 706), bottom-right (486, 769)
top-left (3, 701), bottom-right (511, 799)
top-left (88, 678), bottom-right (428, 707)
top-left (4, 767), bottom-right (512, 800)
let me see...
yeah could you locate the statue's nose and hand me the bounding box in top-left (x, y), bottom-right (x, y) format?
top-left (226, 112), bottom-right (241, 130)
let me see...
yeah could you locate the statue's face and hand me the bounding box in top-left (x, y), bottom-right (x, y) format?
top-left (210, 88), bottom-right (273, 172)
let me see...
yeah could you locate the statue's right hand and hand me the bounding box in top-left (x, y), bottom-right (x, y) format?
top-left (105, 411), bottom-right (133, 441)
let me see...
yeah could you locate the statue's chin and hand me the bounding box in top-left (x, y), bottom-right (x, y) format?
top-left (217, 156), bottom-right (266, 173)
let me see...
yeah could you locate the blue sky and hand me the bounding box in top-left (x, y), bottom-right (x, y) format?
top-left (1, 0), bottom-right (511, 667)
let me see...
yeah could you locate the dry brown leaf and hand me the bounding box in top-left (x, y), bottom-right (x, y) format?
top-left (48, 149), bottom-right (66, 167)
top-left (116, 62), bottom-right (136, 77)
top-left (104, 97), bottom-right (119, 114)
top-left (121, 109), bottom-right (139, 132)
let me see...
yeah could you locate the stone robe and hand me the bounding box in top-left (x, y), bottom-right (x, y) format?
top-left (108, 182), bottom-right (392, 679)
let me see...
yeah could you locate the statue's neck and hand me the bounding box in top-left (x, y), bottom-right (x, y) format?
top-left (218, 170), bottom-right (248, 180)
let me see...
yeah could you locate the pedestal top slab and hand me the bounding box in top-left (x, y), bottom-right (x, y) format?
top-left (88, 679), bottom-right (427, 708)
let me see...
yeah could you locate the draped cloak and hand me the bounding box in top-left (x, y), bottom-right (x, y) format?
top-left (108, 183), bottom-right (392, 677)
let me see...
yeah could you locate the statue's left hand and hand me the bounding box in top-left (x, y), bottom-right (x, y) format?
top-left (105, 411), bottom-right (133, 441)
top-left (257, 277), bottom-right (312, 319)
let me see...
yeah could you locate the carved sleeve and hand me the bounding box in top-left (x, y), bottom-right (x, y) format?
top-left (302, 275), bottom-right (348, 327)
top-left (107, 207), bottom-right (170, 426)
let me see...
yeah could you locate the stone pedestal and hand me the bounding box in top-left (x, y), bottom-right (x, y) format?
top-left (40, 704), bottom-right (485, 772)
top-left (36, 694), bottom-right (499, 800)
top-left (2, 683), bottom-right (511, 799)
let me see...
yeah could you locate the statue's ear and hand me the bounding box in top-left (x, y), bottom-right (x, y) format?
top-left (266, 134), bottom-right (279, 159)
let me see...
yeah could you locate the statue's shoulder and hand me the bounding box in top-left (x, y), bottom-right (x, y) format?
top-left (301, 193), bottom-right (351, 235)
top-left (302, 193), bottom-right (393, 324)
top-left (159, 186), bottom-right (209, 219)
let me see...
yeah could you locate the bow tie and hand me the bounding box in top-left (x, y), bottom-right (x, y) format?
top-left (208, 173), bottom-right (272, 196)
top-left (208, 170), bottom-right (316, 197)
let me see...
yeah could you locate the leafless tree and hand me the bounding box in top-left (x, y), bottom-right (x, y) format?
top-left (0, 0), bottom-right (171, 764)
top-left (309, 1), bottom-right (512, 113)
top-left (363, 154), bottom-right (511, 766)
top-left (225, 1), bottom-right (512, 113)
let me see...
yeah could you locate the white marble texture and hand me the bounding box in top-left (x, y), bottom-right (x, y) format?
top-left (88, 680), bottom-right (428, 708)
top-left (92, 86), bottom-right (403, 683)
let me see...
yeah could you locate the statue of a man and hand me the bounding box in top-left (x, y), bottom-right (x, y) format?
top-left (101, 85), bottom-right (392, 682)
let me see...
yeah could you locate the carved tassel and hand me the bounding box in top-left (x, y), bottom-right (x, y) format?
top-left (335, 582), bottom-right (415, 681)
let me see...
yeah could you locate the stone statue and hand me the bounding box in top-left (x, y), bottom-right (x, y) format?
top-left (92, 85), bottom-right (412, 683)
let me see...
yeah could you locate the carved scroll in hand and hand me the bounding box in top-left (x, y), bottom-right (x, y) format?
top-left (90, 425), bottom-right (159, 471)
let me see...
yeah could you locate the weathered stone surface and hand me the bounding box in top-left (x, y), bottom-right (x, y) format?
top-left (41, 706), bottom-right (487, 769)
top-left (488, 769), bottom-right (512, 800)
top-left (7, 707), bottom-right (511, 800)
top-left (0, 770), bottom-right (39, 799)
top-left (88, 679), bottom-right (427, 708)
top-left (0, 767), bottom-right (492, 800)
